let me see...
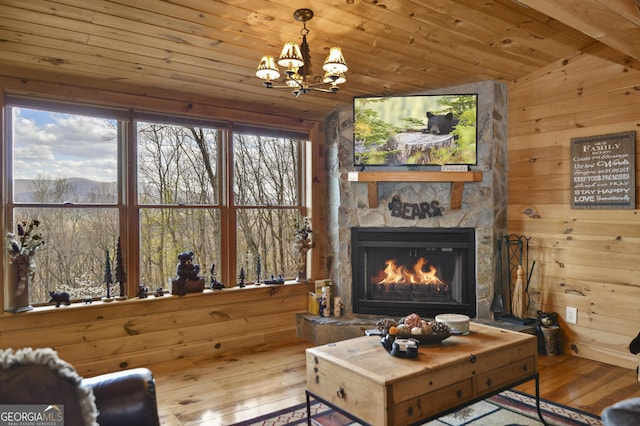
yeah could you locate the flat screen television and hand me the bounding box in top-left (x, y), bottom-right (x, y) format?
top-left (353, 93), bottom-right (478, 166)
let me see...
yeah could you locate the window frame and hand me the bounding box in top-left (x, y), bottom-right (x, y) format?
top-left (2, 97), bottom-right (310, 307)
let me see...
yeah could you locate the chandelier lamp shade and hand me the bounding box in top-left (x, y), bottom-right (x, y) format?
top-left (256, 9), bottom-right (348, 97)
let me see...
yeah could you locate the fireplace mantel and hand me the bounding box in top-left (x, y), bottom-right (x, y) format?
top-left (347, 171), bottom-right (483, 209)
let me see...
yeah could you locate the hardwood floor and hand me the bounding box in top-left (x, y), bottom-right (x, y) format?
top-left (148, 337), bottom-right (640, 425)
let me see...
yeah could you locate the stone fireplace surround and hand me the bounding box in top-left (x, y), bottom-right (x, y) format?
top-left (322, 81), bottom-right (508, 322)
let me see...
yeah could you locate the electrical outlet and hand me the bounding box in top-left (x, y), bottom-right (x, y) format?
top-left (566, 306), bottom-right (578, 324)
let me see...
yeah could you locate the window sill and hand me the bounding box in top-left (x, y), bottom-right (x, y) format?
top-left (2, 282), bottom-right (310, 316)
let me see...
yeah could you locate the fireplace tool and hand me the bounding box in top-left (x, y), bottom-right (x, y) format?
top-left (495, 234), bottom-right (532, 322)
top-left (491, 240), bottom-right (505, 317)
top-left (505, 234), bottom-right (531, 320)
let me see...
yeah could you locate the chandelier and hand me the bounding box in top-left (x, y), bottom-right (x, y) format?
top-left (256, 8), bottom-right (348, 97)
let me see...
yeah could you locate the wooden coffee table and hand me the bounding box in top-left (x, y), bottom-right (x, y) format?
top-left (306, 322), bottom-right (545, 426)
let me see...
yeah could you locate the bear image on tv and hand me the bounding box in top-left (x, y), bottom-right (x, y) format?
top-left (425, 112), bottom-right (459, 135)
top-left (392, 111), bottom-right (459, 165)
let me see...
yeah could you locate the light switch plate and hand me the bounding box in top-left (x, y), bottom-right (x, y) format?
top-left (566, 306), bottom-right (578, 324)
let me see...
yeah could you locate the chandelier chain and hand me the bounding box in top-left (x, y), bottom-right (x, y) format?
top-left (300, 23), bottom-right (310, 37)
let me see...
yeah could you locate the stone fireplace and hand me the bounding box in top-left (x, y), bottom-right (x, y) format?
top-left (352, 227), bottom-right (476, 317)
top-left (322, 81), bottom-right (508, 321)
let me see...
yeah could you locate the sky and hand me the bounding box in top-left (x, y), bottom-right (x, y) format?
top-left (13, 107), bottom-right (118, 182)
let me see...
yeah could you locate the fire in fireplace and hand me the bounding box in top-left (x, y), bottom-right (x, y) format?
top-left (352, 227), bottom-right (476, 318)
top-left (375, 255), bottom-right (445, 285)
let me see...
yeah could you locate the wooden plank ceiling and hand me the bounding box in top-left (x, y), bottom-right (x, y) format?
top-left (0, 0), bottom-right (637, 122)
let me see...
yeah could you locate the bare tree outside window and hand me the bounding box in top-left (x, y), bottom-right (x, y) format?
top-left (234, 134), bottom-right (303, 282)
top-left (137, 122), bottom-right (220, 288)
top-left (9, 105), bottom-right (120, 304)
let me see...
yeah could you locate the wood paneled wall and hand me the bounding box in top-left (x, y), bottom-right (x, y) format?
top-left (0, 283), bottom-right (311, 377)
top-left (507, 43), bottom-right (640, 369)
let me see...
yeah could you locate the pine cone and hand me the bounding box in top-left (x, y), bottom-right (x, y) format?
top-left (430, 321), bottom-right (451, 335)
top-left (376, 318), bottom-right (397, 333)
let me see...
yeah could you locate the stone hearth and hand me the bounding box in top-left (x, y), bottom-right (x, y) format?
top-left (322, 81), bottom-right (508, 321)
top-left (296, 314), bottom-right (535, 345)
top-left (296, 313), bottom-right (381, 345)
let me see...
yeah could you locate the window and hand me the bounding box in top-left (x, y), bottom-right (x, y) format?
top-left (7, 102), bottom-right (123, 304)
top-left (136, 118), bottom-right (222, 289)
top-left (3, 98), bottom-right (308, 307)
top-left (233, 132), bottom-right (303, 282)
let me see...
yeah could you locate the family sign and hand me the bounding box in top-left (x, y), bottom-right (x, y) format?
top-left (571, 131), bottom-right (635, 209)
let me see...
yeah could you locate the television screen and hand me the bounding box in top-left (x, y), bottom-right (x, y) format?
top-left (353, 94), bottom-right (478, 166)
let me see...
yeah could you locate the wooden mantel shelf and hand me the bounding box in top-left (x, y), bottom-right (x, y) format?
top-left (347, 171), bottom-right (483, 209)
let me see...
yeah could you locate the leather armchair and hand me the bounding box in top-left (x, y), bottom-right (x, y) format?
top-left (82, 368), bottom-right (160, 426)
top-left (0, 348), bottom-right (160, 426)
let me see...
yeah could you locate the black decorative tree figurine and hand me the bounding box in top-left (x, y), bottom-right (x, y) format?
top-left (239, 267), bottom-right (246, 288)
top-left (255, 254), bottom-right (261, 285)
top-left (209, 263), bottom-right (224, 290)
top-left (102, 249), bottom-right (114, 302)
top-left (114, 237), bottom-right (127, 300)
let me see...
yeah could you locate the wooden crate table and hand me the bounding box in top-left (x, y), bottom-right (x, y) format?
top-left (305, 322), bottom-right (545, 426)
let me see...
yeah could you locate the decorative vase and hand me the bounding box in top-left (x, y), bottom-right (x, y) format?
top-left (295, 251), bottom-right (309, 283)
top-left (294, 217), bottom-right (312, 284)
top-left (6, 257), bottom-right (34, 313)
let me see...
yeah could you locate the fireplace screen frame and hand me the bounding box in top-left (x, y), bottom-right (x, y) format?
top-left (351, 227), bottom-right (476, 318)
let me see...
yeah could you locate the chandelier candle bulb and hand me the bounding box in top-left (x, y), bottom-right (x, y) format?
top-left (277, 42), bottom-right (304, 68)
top-left (323, 71), bottom-right (346, 85)
top-left (435, 314), bottom-right (470, 335)
top-left (256, 55), bottom-right (280, 82)
top-left (322, 47), bottom-right (348, 74)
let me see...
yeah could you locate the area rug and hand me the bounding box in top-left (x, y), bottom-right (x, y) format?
top-left (231, 390), bottom-right (602, 426)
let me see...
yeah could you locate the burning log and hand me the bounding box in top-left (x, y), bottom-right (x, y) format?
top-left (371, 257), bottom-right (450, 300)
top-left (375, 257), bottom-right (445, 286)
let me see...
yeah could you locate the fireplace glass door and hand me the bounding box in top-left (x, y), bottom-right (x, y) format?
top-left (352, 227), bottom-right (476, 317)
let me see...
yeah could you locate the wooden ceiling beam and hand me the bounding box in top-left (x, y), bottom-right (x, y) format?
top-left (517, 0), bottom-right (640, 61)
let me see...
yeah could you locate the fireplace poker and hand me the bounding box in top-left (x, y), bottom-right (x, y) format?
top-left (524, 260), bottom-right (536, 310)
top-left (491, 239), bottom-right (505, 316)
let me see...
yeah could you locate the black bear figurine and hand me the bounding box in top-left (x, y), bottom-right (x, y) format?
top-left (171, 251), bottom-right (205, 295)
top-left (48, 291), bottom-right (71, 308)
